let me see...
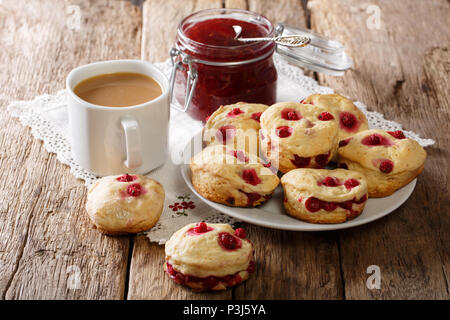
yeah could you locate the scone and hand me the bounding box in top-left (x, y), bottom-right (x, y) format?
top-left (259, 102), bottom-right (339, 173)
top-left (338, 129), bottom-right (426, 197)
top-left (190, 145), bottom-right (279, 206)
top-left (281, 169), bottom-right (368, 224)
top-left (164, 222), bottom-right (255, 291)
top-left (302, 93), bottom-right (369, 139)
top-left (203, 102), bottom-right (268, 155)
top-left (86, 174), bottom-right (165, 235)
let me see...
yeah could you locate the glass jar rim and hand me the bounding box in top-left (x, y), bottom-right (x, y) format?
top-left (177, 8), bottom-right (275, 51)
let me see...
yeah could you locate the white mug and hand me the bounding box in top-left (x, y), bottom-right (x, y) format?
top-left (66, 60), bottom-right (169, 176)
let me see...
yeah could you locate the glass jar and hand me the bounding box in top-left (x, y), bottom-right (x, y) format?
top-left (170, 9), bottom-right (278, 122)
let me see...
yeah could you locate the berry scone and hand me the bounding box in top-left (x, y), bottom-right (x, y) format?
top-left (302, 93), bottom-right (369, 139)
top-left (164, 222), bottom-right (255, 291)
top-left (203, 102), bottom-right (268, 155)
top-left (281, 169), bottom-right (368, 224)
top-left (86, 174), bottom-right (165, 235)
top-left (190, 145), bottom-right (279, 206)
top-left (259, 102), bottom-right (339, 173)
top-left (337, 129), bottom-right (427, 197)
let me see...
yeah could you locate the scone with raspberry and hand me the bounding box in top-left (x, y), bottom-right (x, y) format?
top-left (164, 222), bottom-right (255, 291)
top-left (302, 93), bottom-right (369, 139)
top-left (190, 145), bottom-right (279, 207)
top-left (203, 102), bottom-right (268, 155)
top-left (338, 129), bottom-right (426, 197)
top-left (86, 174), bottom-right (165, 235)
top-left (281, 169), bottom-right (368, 224)
top-left (259, 102), bottom-right (339, 173)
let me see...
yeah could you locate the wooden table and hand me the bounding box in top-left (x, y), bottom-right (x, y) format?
top-left (0, 0), bottom-right (448, 300)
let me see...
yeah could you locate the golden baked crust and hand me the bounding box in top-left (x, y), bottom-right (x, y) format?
top-left (164, 223), bottom-right (254, 291)
top-left (259, 102), bottom-right (339, 173)
top-left (281, 169), bottom-right (368, 224)
top-left (303, 93), bottom-right (369, 139)
top-left (85, 174), bottom-right (164, 234)
top-left (190, 145), bottom-right (279, 207)
top-left (338, 129), bottom-right (427, 197)
top-left (203, 102), bottom-right (268, 155)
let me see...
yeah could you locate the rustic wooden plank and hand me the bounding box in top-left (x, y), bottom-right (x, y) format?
top-left (225, 0), bottom-right (247, 10)
top-left (0, 0), bottom-right (141, 299)
top-left (128, 0), bottom-right (232, 300)
top-left (248, 0), bottom-right (307, 28)
top-left (232, 1), bottom-right (344, 300)
top-left (142, 0), bottom-right (224, 63)
top-left (310, 0), bottom-right (449, 299)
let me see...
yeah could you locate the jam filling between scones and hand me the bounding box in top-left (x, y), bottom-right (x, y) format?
top-left (165, 261), bottom-right (255, 289)
top-left (304, 194), bottom-right (367, 217)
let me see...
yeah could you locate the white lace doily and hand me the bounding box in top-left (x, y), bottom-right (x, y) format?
top-left (7, 54), bottom-right (435, 244)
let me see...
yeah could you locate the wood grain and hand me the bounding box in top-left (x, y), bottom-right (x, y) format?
top-left (0, 0), bottom-right (141, 299)
top-left (127, 0), bottom-right (231, 300)
top-left (310, 0), bottom-right (450, 299)
top-left (142, 0), bottom-right (224, 63)
top-left (233, 1), bottom-right (343, 300)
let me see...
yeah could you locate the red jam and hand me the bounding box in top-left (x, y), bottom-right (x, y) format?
top-left (165, 261), bottom-right (254, 289)
top-left (174, 10), bottom-right (277, 122)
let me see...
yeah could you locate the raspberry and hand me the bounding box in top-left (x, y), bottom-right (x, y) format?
top-left (281, 108), bottom-right (302, 121)
top-left (354, 194), bottom-right (367, 204)
top-left (116, 174), bottom-right (136, 182)
top-left (194, 222), bottom-right (208, 233)
top-left (305, 197), bottom-right (321, 212)
top-left (322, 176), bottom-right (339, 187)
top-left (338, 200), bottom-right (353, 210)
top-left (291, 155), bottom-right (311, 168)
top-left (344, 179), bottom-right (360, 189)
top-left (387, 130), bottom-right (406, 139)
top-left (340, 112), bottom-right (357, 129)
top-left (339, 138), bottom-right (351, 147)
top-left (203, 276), bottom-right (219, 289)
top-left (315, 152), bottom-right (330, 167)
top-left (235, 228), bottom-right (246, 238)
top-left (242, 168), bottom-right (262, 186)
top-left (216, 125), bottom-right (236, 144)
top-left (227, 108), bottom-right (244, 117)
top-left (275, 126), bottom-right (293, 138)
top-left (318, 112), bottom-right (334, 121)
top-left (379, 160), bottom-right (394, 173)
top-left (323, 202), bottom-right (338, 212)
top-left (339, 163), bottom-right (348, 169)
top-left (127, 183), bottom-right (142, 197)
top-left (362, 134), bottom-right (382, 146)
top-left (218, 232), bottom-right (242, 251)
top-left (251, 112), bottom-right (262, 122)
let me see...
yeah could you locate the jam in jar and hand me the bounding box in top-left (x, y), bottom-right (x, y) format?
top-left (171, 9), bottom-right (278, 122)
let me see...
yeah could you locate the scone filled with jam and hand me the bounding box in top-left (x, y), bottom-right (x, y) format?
top-left (203, 102), bottom-right (268, 155)
top-left (259, 102), bottom-right (339, 173)
top-left (164, 222), bottom-right (255, 291)
top-left (338, 129), bottom-right (426, 197)
top-left (302, 93), bottom-right (369, 139)
top-left (190, 145), bottom-right (279, 207)
top-left (281, 169), bottom-right (368, 224)
top-left (86, 174), bottom-right (165, 235)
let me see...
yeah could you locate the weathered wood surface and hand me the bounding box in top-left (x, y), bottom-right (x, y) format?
top-left (310, 0), bottom-right (450, 299)
top-left (1, 0), bottom-right (448, 300)
top-left (0, 0), bottom-right (141, 299)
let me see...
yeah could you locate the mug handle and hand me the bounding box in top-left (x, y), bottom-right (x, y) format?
top-left (121, 118), bottom-right (143, 169)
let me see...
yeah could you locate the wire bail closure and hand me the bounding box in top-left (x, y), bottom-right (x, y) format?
top-left (169, 48), bottom-right (198, 113)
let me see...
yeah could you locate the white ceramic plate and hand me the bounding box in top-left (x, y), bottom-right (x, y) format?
top-left (180, 133), bottom-right (416, 231)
